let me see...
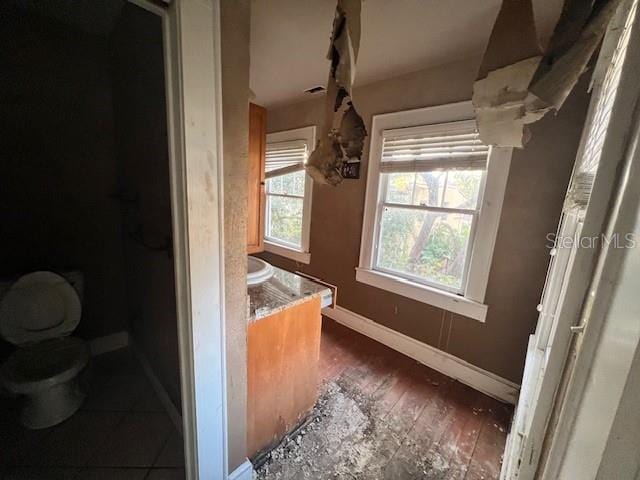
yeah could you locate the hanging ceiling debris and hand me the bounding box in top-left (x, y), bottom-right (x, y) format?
top-left (306, 0), bottom-right (367, 186)
top-left (473, 0), bottom-right (624, 148)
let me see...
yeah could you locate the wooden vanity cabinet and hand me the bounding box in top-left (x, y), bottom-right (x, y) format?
top-left (247, 297), bottom-right (322, 458)
top-left (247, 103), bottom-right (266, 254)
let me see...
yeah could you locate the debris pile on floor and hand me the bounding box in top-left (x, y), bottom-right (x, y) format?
top-left (254, 377), bottom-right (445, 479)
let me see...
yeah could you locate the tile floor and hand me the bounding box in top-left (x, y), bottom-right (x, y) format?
top-left (0, 349), bottom-right (184, 479)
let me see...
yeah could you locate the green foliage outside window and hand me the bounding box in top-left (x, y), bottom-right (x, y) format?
top-left (376, 170), bottom-right (479, 290)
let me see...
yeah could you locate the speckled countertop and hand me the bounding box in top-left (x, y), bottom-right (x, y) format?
top-left (248, 266), bottom-right (332, 322)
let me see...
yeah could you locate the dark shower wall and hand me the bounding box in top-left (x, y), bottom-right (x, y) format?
top-left (110, 4), bottom-right (181, 408)
top-left (0, 3), bottom-right (180, 408)
top-left (0, 5), bottom-right (129, 345)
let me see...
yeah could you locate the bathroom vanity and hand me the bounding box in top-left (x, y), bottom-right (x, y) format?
top-left (247, 266), bottom-right (332, 457)
top-left (244, 100), bottom-right (332, 457)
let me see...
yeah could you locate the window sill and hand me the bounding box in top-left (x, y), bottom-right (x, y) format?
top-left (355, 267), bottom-right (487, 322)
top-left (264, 241), bottom-right (311, 264)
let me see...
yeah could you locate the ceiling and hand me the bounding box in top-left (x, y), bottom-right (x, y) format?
top-left (250, 0), bottom-right (565, 107)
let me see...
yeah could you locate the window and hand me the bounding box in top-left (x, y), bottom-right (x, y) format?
top-left (358, 102), bottom-right (512, 321)
top-left (264, 126), bottom-right (315, 263)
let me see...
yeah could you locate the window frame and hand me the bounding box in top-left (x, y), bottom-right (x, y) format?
top-left (264, 126), bottom-right (316, 264)
top-left (357, 101), bottom-right (512, 322)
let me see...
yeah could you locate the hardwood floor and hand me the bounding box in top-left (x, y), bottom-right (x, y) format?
top-left (317, 317), bottom-right (513, 480)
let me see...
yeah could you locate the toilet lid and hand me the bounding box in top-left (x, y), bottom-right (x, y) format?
top-left (0, 271), bottom-right (82, 345)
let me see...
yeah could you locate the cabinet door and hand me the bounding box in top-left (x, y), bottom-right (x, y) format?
top-left (247, 297), bottom-right (322, 457)
top-left (247, 103), bottom-right (266, 253)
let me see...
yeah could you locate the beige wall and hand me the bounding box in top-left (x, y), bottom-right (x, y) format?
top-left (260, 58), bottom-right (590, 384)
top-left (221, 0), bottom-right (250, 471)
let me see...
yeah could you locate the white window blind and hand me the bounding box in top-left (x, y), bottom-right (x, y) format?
top-left (565, 0), bottom-right (637, 211)
top-left (380, 120), bottom-right (490, 173)
top-left (265, 140), bottom-right (308, 178)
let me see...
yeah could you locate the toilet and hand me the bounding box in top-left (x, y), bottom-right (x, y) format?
top-left (0, 271), bottom-right (90, 429)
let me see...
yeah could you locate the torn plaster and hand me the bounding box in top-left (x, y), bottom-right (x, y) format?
top-left (473, 0), bottom-right (624, 148)
top-left (306, 134), bottom-right (344, 186)
top-left (472, 56), bottom-right (544, 147)
top-left (306, 0), bottom-right (367, 186)
top-left (528, 0), bottom-right (624, 112)
top-left (339, 103), bottom-right (366, 160)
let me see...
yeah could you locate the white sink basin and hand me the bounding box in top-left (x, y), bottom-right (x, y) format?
top-left (247, 256), bottom-right (274, 286)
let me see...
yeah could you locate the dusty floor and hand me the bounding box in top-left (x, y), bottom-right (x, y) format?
top-left (255, 319), bottom-right (512, 480)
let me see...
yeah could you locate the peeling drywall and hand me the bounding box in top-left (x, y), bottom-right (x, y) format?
top-left (307, 0), bottom-right (367, 186)
top-left (473, 0), bottom-right (622, 147)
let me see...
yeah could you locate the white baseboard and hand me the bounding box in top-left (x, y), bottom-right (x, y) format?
top-left (89, 331), bottom-right (130, 356)
top-left (134, 346), bottom-right (183, 434)
top-left (322, 306), bottom-right (520, 404)
top-left (229, 459), bottom-right (254, 480)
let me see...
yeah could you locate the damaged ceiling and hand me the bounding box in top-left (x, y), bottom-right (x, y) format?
top-left (472, 0), bottom-right (625, 147)
top-left (250, 0), bottom-right (567, 107)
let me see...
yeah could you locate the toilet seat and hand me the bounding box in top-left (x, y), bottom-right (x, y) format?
top-left (1, 337), bottom-right (89, 394)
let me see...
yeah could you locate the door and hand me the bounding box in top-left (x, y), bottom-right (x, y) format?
top-left (502, 1), bottom-right (640, 478)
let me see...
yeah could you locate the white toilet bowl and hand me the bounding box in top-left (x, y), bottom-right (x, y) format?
top-left (0, 271), bottom-right (88, 429)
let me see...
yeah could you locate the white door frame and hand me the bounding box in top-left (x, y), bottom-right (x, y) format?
top-left (538, 2), bottom-right (640, 477)
top-left (129, 0), bottom-right (228, 478)
top-left (546, 67), bottom-right (640, 480)
top-left (501, 1), bottom-right (640, 478)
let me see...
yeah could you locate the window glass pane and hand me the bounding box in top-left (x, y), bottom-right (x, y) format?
top-left (385, 170), bottom-right (482, 210)
top-left (266, 195), bottom-right (303, 247)
top-left (385, 172), bottom-right (445, 207)
top-left (266, 171), bottom-right (305, 196)
top-left (442, 170), bottom-right (483, 209)
top-left (376, 206), bottom-right (473, 290)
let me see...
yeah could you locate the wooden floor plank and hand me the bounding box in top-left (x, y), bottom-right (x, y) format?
top-left (384, 364), bottom-right (443, 439)
top-left (301, 317), bottom-right (512, 480)
top-left (382, 378), bottom-right (458, 479)
top-left (465, 397), bottom-right (511, 480)
top-left (438, 386), bottom-right (486, 480)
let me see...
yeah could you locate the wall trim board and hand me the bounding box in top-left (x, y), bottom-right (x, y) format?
top-left (228, 459), bottom-right (254, 480)
top-left (322, 305), bottom-right (520, 404)
top-left (89, 331), bottom-right (130, 356)
top-left (134, 345), bottom-right (183, 434)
